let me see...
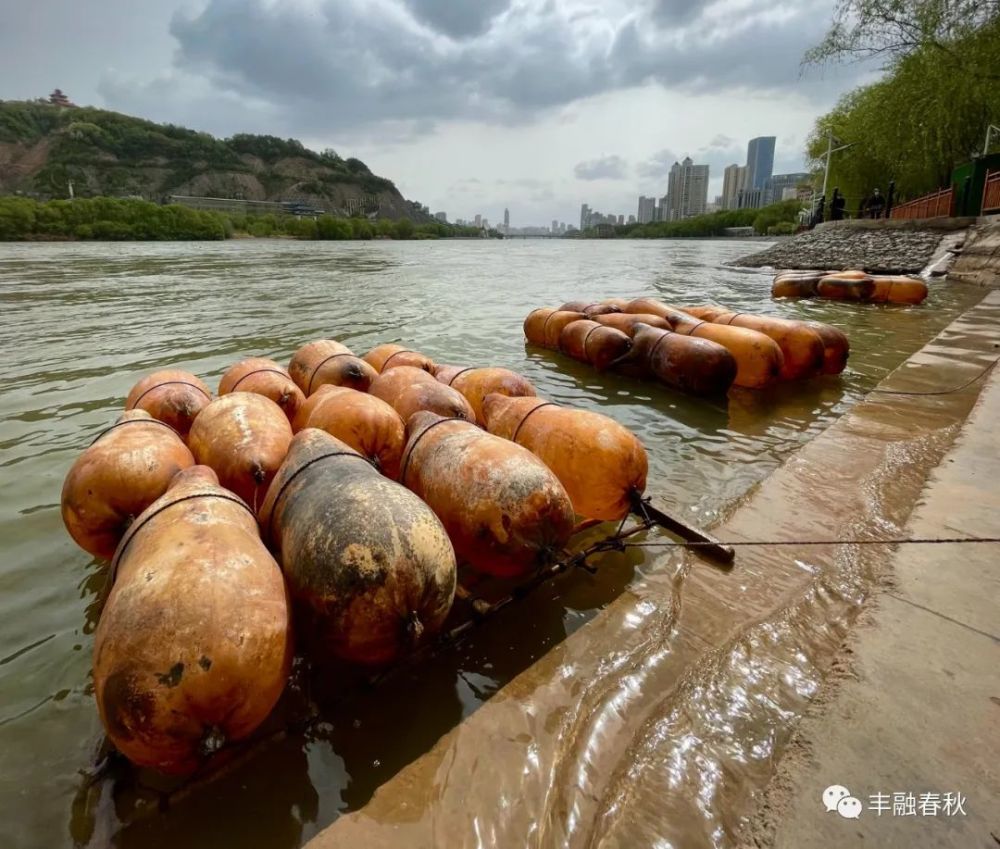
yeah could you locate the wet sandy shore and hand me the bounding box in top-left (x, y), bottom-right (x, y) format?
top-left (307, 290), bottom-right (1000, 849)
top-left (742, 320), bottom-right (1000, 848)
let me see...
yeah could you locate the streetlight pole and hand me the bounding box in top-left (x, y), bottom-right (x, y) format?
top-left (821, 128), bottom-right (855, 199)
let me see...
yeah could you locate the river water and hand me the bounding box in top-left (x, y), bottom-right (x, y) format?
top-left (0, 238), bottom-right (982, 848)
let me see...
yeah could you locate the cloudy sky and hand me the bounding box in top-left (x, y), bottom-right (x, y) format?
top-left (1, 0), bottom-right (875, 226)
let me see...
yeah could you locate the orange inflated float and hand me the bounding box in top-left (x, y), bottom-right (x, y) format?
top-left (93, 465), bottom-right (291, 774)
top-left (482, 394), bottom-right (648, 521)
top-left (292, 385), bottom-right (406, 479)
top-left (125, 370), bottom-right (212, 441)
top-left (187, 393), bottom-right (292, 509)
top-left (218, 357), bottom-right (305, 423)
top-left (400, 412), bottom-right (575, 577)
top-left (61, 410), bottom-right (195, 560)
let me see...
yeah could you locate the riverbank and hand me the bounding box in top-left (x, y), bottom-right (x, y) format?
top-left (306, 289), bottom-right (1000, 849)
top-left (731, 218), bottom-right (977, 273)
top-left (739, 345), bottom-right (1000, 849)
top-left (0, 196), bottom-right (480, 241)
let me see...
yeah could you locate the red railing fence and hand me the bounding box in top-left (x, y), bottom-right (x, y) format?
top-left (983, 169), bottom-right (1000, 214)
top-left (889, 187), bottom-right (955, 220)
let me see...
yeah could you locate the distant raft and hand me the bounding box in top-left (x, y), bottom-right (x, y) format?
top-left (621, 298), bottom-right (785, 389)
top-left (681, 306), bottom-right (826, 380)
top-left (524, 297), bottom-right (852, 393)
top-left (772, 269), bottom-right (928, 305)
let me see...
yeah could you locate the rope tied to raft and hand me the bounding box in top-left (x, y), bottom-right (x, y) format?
top-left (306, 352), bottom-right (355, 394)
top-left (646, 327), bottom-right (678, 364)
top-left (380, 349), bottom-right (421, 371)
top-left (262, 449), bottom-right (375, 544)
top-left (230, 367), bottom-right (294, 393)
top-left (444, 367), bottom-right (476, 387)
top-left (88, 417), bottom-right (180, 446)
top-left (510, 401), bottom-right (560, 445)
top-left (127, 380), bottom-right (211, 410)
top-left (624, 536), bottom-right (1000, 549)
top-left (110, 490), bottom-right (257, 584)
top-left (399, 416), bottom-right (472, 486)
top-left (581, 323), bottom-right (603, 363)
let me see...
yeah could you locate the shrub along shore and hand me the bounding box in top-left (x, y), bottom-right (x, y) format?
top-left (578, 199), bottom-right (804, 239)
top-left (0, 196), bottom-right (483, 242)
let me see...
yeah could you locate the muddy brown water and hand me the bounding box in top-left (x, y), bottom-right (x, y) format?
top-left (0, 239), bottom-right (983, 848)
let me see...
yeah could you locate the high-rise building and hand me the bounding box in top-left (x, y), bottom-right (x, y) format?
top-left (504, 208), bottom-right (510, 232)
top-left (657, 194), bottom-right (669, 222)
top-left (580, 204), bottom-right (591, 230)
top-left (637, 196), bottom-right (656, 224)
top-left (434, 211), bottom-right (447, 222)
top-left (745, 137), bottom-right (776, 191)
top-left (552, 219), bottom-right (558, 233)
top-left (763, 172), bottom-right (809, 206)
top-left (722, 164), bottom-right (748, 210)
top-left (474, 214), bottom-right (482, 228)
top-left (737, 187), bottom-right (764, 210)
top-left (664, 157), bottom-right (710, 221)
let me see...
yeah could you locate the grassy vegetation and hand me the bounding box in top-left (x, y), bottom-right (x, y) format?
top-left (0, 100), bottom-right (396, 199)
top-left (806, 1), bottom-right (1000, 204)
top-left (580, 199), bottom-right (803, 239)
top-left (0, 196), bottom-right (480, 242)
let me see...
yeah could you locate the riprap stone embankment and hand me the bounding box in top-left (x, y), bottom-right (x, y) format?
top-left (731, 219), bottom-right (974, 274)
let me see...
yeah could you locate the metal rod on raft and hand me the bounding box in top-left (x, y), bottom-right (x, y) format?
top-left (629, 491), bottom-right (735, 565)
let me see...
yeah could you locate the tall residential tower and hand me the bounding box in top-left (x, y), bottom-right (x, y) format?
top-left (664, 157), bottom-right (710, 221)
top-left (745, 136), bottom-right (776, 191)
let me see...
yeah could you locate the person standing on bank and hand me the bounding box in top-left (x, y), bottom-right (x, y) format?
top-left (831, 188), bottom-right (846, 221)
top-left (867, 188), bottom-right (886, 219)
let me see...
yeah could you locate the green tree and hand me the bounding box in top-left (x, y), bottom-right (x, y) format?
top-left (805, 0), bottom-right (1000, 80)
top-left (805, 11), bottom-right (1000, 203)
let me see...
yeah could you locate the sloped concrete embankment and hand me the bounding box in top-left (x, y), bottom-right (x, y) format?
top-left (307, 292), bottom-right (1000, 849)
top-left (948, 219), bottom-right (1000, 287)
top-left (740, 352), bottom-right (1000, 849)
top-left (731, 219), bottom-right (975, 274)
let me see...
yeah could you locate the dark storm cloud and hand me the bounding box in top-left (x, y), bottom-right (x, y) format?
top-left (402, 0), bottom-right (512, 38)
top-left (574, 155), bottom-right (629, 180)
top-left (648, 0), bottom-right (705, 24)
top-left (99, 0), bottom-right (852, 135)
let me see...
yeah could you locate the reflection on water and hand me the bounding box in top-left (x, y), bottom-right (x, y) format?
top-left (0, 239), bottom-right (981, 848)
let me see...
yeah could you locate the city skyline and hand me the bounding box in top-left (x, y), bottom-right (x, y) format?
top-left (453, 131), bottom-right (817, 227)
top-left (0, 1), bottom-right (877, 229)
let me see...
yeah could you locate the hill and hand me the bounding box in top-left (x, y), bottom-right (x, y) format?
top-left (0, 99), bottom-right (431, 220)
